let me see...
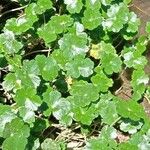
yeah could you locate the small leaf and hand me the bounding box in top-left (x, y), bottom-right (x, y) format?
top-left (41, 138), bottom-right (61, 150)
top-left (69, 80), bottom-right (99, 107)
top-left (19, 106), bottom-right (35, 126)
top-left (0, 104), bottom-right (16, 137)
top-left (2, 73), bottom-right (16, 91)
top-left (85, 0), bottom-right (101, 10)
top-left (37, 15), bottom-right (73, 45)
top-left (50, 15), bottom-right (74, 34)
top-left (0, 30), bottom-right (23, 54)
top-left (64, 0), bottom-right (83, 14)
top-left (71, 102), bottom-right (99, 125)
top-left (58, 32), bottom-right (88, 60)
top-left (117, 142), bottom-right (138, 150)
top-left (131, 69), bottom-right (149, 101)
top-left (98, 42), bottom-right (122, 75)
top-left (35, 55), bottom-right (60, 81)
top-left (52, 49), bottom-right (69, 69)
top-left (82, 8), bottom-right (102, 30)
top-left (91, 66), bottom-right (113, 92)
top-left (100, 101), bottom-right (118, 125)
top-left (35, 0), bottom-right (53, 14)
top-left (3, 118), bottom-right (30, 138)
top-left (65, 55), bottom-right (94, 78)
top-left (123, 44), bottom-right (147, 69)
top-left (101, 53), bottom-right (122, 75)
top-left (120, 119), bottom-right (143, 134)
top-left (37, 22), bottom-right (57, 44)
top-left (43, 89), bottom-right (72, 125)
top-left (138, 129), bottom-right (150, 150)
top-left (14, 87), bottom-right (42, 108)
top-left (126, 12), bottom-right (140, 33)
top-left (42, 89), bottom-right (60, 116)
top-left (5, 3), bottom-right (38, 34)
top-left (52, 98), bottom-right (72, 126)
top-left (85, 126), bottom-right (117, 150)
top-left (102, 3), bottom-right (129, 32)
top-left (115, 98), bottom-right (145, 121)
top-left (2, 136), bottom-right (28, 150)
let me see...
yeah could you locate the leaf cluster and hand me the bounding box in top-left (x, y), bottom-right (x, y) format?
top-left (0, 0), bottom-right (150, 149)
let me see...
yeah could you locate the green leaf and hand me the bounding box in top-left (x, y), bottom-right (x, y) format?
top-left (123, 44), bottom-right (147, 69)
top-left (14, 87), bottom-right (42, 108)
top-left (22, 60), bottom-right (41, 88)
top-left (100, 126), bottom-right (117, 147)
top-left (41, 138), bottom-right (61, 150)
top-left (3, 118), bottom-right (30, 138)
top-left (58, 32), bottom-right (88, 60)
top-left (85, 126), bottom-right (117, 150)
top-left (120, 119), bottom-right (143, 134)
top-left (52, 49), bottom-right (69, 69)
top-left (4, 3), bottom-right (38, 35)
top-left (50, 15), bottom-right (74, 34)
top-left (52, 98), bottom-right (72, 126)
top-left (2, 63), bottom-right (41, 92)
top-left (124, 52), bottom-right (147, 69)
top-left (114, 98), bottom-right (146, 121)
top-left (122, 11), bottom-right (140, 40)
top-left (65, 55), bottom-right (94, 78)
top-left (35, 0), bottom-right (53, 14)
top-left (37, 22), bottom-right (57, 44)
top-left (85, 0), bottom-right (101, 10)
top-left (2, 73), bottom-right (17, 91)
top-left (126, 12), bottom-right (140, 33)
top-left (14, 69), bottom-right (40, 90)
top-left (131, 69), bottom-right (149, 101)
top-left (0, 104), bottom-right (16, 137)
top-left (42, 88), bottom-right (59, 116)
top-left (69, 21), bottom-right (85, 34)
top-left (100, 41), bottom-right (116, 54)
top-left (35, 55), bottom-right (60, 81)
top-left (70, 102), bottom-right (99, 125)
top-left (85, 138), bottom-right (107, 150)
top-left (102, 3), bottom-right (129, 32)
top-left (19, 106), bottom-right (35, 126)
top-left (0, 30), bottom-right (23, 54)
top-left (43, 89), bottom-right (72, 125)
top-left (94, 93), bottom-right (118, 125)
top-left (91, 66), bottom-right (113, 92)
top-left (69, 80), bottom-right (99, 107)
top-left (23, 59), bottom-right (40, 76)
top-left (97, 42), bottom-right (122, 73)
top-left (64, 0), bottom-right (83, 14)
top-left (2, 135), bottom-right (28, 150)
top-left (118, 142), bottom-right (138, 150)
top-left (82, 8), bottom-right (102, 30)
top-left (101, 53), bottom-right (122, 75)
top-left (138, 129), bottom-right (150, 150)
top-left (37, 15), bottom-right (73, 45)
top-left (6, 55), bottom-right (22, 72)
top-left (100, 101), bottom-right (118, 125)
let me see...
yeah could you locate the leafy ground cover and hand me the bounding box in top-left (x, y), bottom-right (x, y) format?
top-left (0, 0), bottom-right (150, 149)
